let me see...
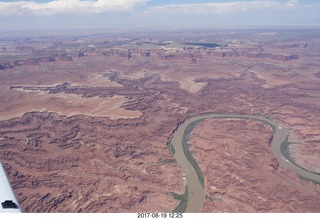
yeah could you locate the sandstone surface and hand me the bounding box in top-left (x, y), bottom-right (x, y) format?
top-left (0, 29), bottom-right (319, 212)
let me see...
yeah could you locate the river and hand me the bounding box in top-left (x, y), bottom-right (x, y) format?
top-left (170, 113), bottom-right (320, 212)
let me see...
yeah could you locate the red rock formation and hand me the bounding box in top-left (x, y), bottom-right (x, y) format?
top-left (0, 31), bottom-right (319, 213)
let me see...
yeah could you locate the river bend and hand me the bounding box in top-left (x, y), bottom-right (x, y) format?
top-left (170, 113), bottom-right (320, 212)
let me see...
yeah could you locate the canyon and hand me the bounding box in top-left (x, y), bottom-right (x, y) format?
top-left (0, 29), bottom-right (319, 212)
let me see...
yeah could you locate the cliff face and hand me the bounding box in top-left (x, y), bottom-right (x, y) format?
top-left (0, 46), bottom-right (299, 71)
top-left (246, 53), bottom-right (298, 61)
top-left (0, 53), bottom-right (77, 70)
top-left (101, 49), bottom-right (299, 62)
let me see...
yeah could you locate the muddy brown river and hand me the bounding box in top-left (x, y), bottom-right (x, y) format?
top-left (170, 113), bottom-right (320, 212)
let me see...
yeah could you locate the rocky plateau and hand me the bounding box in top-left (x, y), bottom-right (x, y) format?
top-left (0, 29), bottom-right (319, 212)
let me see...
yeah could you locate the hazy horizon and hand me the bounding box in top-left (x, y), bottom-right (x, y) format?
top-left (0, 0), bottom-right (320, 30)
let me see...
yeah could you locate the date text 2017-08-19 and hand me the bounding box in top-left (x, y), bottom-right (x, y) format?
top-left (137, 213), bottom-right (183, 218)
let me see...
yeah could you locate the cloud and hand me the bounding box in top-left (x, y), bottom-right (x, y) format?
top-left (0, 0), bottom-right (147, 16)
top-left (145, 1), bottom-right (303, 14)
top-left (286, 0), bottom-right (299, 7)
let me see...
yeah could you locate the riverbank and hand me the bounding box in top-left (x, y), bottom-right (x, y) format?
top-left (169, 113), bottom-right (320, 212)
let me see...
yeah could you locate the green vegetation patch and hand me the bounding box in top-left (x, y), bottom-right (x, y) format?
top-left (183, 42), bottom-right (220, 48)
top-left (252, 111), bottom-right (263, 116)
top-left (205, 194), bottom-right (213, 202)
top-left (171, 186), bottom-right (188, 213)
top-left (162, 159), bottom-right (177, 164)
top-left (167, 136), bottom-right (176, 155)
top-left (280, 136), bottom-right (293, 161)
top-left (265, 112), bottom-right (273, 120)
top-left (182, 119), bottom-right (205, 188)
top-left (298, 175), bottom-right (320, 185)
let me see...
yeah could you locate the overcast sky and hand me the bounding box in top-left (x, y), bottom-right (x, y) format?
top-left (0, 0), bottom-right (319, 30)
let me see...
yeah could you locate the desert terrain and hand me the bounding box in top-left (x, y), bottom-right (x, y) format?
top-left (190, 119), bottom-right (320, 212)
top-left (0, 28), bottom-right (319, 212)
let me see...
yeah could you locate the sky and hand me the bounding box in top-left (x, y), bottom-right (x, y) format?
top-left (0, 0), bottom-right (319, 30)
